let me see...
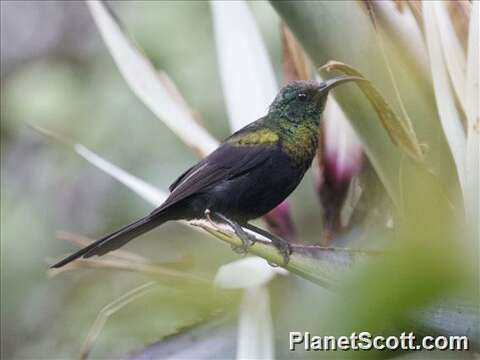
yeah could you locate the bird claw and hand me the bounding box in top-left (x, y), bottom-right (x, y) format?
top-left (268, 238), bottom-right (292, 267)
top-left (231, 232), bottom-right (256, 254)
top-left (206, 210), bottom-right (258, 257)
top-left (204, 210), bottom-right (291, 265)
top-left (231, 244), bottom-right (249, 254)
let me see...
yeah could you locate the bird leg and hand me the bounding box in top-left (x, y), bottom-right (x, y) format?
top-left (204, 209), bottom-right (231, 237)
top-left (243, 223), bottom-right (292, 267)
top-left (204, 209), bottom-right (256, 254)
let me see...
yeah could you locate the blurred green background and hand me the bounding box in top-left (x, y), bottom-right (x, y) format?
top-left (2, 1), bottom-right (478, 359)
top-left (1, 1), bottom-right (328, 358)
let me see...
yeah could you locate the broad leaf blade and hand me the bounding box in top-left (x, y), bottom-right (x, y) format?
top-left (210, 0), bottom-right (278, 131)
top-left (87, 0), bottom-right (218, 156)
top-left (423, 1), bottom-right (466, 190)
top-left (434, 1), bottom-right (468, 113)
top-left (282, 24), bottom-right (310, 82)
top-left (271, 0), bottom-right (458, 207)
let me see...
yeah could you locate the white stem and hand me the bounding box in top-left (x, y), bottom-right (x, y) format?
top-left (74, 144), bottom-right (166, 207)
top-left (237, 286), bottom-right (274, 360)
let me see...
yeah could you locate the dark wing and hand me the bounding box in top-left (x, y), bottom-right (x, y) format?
top-left (151, 141), bottom-right (275, 215)
top-left (168, 118), bottom-right (269, 194)
top-left (168, 164), bottom-right (197, 192)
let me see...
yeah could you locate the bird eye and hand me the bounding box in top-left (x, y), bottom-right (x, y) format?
top-left (297, 93), bottom-right (307, 101)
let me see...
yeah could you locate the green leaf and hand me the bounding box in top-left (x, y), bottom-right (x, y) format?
top-left (86, 0), bottom-right (218, 156)
top-left (271, 0), bottom-right (459, 207)
top-left (320, 61), bottom-right (424, 162)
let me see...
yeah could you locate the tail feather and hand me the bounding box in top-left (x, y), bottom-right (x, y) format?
top-left (50, 212), bottom-right (169, 269)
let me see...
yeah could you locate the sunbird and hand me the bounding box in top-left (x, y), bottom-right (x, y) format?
top-left (51, 76), bottom-right (363, 268)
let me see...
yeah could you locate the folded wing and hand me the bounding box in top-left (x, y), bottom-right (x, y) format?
top-left (151, 141), bottom-right (276, 216)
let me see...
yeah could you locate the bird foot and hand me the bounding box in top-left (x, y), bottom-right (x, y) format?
top-left (204, 209), bottom-right (230, 236)
top-left (230, 231), bottom-right (256, 254)
top-left (205, 210), bottom-right (256, 256)
top-left (231, 244), bottom-right (248, 254)
top-left (268, 236), bottom-right (292, 267)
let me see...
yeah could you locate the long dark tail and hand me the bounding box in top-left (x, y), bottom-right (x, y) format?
top-left (50, 210), bottom-right (170, 268)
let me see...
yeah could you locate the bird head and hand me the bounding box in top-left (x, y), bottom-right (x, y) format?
top-left (269, 76), bottom-right (365, 123)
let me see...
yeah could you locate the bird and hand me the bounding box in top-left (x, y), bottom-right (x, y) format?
top-left (50, 76), bottom-right (363, 269)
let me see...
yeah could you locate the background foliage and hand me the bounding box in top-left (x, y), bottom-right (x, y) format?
top-left (1, 1), bottom-right (478, 359)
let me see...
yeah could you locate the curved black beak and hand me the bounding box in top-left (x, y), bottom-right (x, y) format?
top-left (313, 75), bottom-right (366, 105)
top-left (319, 75), bottom-right (366, 92)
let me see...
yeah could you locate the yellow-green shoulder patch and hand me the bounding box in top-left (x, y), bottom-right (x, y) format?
top-left (230, 129), bottom-right (279, 146)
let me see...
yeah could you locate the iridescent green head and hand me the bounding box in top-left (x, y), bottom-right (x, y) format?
top-left (268, 76), bottom-right (364, 123)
